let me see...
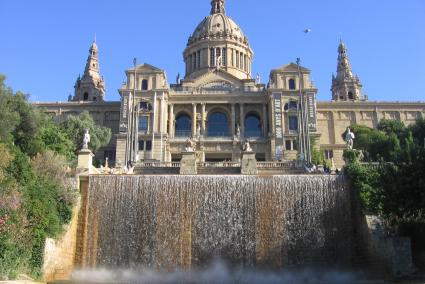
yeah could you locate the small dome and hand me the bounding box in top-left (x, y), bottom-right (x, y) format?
top-left (188, 12), bottom-right (248, 46)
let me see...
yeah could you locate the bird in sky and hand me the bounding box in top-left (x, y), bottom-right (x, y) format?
top-left (304, 29), bottom-right (312, 33)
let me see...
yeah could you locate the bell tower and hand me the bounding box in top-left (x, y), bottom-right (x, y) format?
top-left (331, 40), bottom-right (365, 101)
top-left (73, 39), bottom-right (106, 102)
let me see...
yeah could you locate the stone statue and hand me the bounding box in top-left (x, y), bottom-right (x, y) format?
top-left (345, 127), bottom-right (355, 149)
top-left (176, 73), bottom-right (181, 84)
top-left (215, 55), bottom-right (222, 70)
top-left (185, 138), bottom-right (195, 152)
top-left (243, 140), bottom-right (253, 152)
top-left (82, 129), bottom-right (90, 150)
top-left (236, 124), bottom-right (241, 137)
top-left (256, 73), bottom-right (261, 84)
top-left (197, 124), bottom-right (201, 137)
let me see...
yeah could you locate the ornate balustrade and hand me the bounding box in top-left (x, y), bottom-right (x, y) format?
top-left (198, 162), bottom-right (241, 168)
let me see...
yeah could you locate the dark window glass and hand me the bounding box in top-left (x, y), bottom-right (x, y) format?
top-left (208, 112), bottom-right (229, 137)
top-left (210, 48), bottom-right (215, 66)
top-left (289, 101), bottom-right (298, 110)
top-left (285, 140), bottom-right (292, 150)
top-left (83, 92), bottom-right (89, 101)
top-left (175, 114), bottom-right (192, 137)
top-left (245, 113), bottom-right (262, 137)
top-left (142, 79), bottom-right (148, 90)
top-left (138, 140), bottom-right (145, 151)
top-left (289, 116), bottom-right (298, 131)
top-left (222, 48), bottom-right (227, 66)
top-left (139, 116), bottom-right (149, 132)
top-left (348, 92), bottom-right (354, 100)
top-left (146, 140), bottom-right (152, 151)
top-left (288, 79), bottom-right (296, 90)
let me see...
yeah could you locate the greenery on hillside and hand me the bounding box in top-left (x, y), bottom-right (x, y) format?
top-left (344, 119), bottom-right (425, 266)
top-left (0, 75), bottom-right (111, 280)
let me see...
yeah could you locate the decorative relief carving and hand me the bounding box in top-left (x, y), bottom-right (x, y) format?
top-left (201, 81), bottom-right (236, 91)
top-left (317, 112), bottom-right (330, 120)
top-left (339, 112), bottom-right (353, 121)
top-left (384, 111), bottom-right (398, 120)
top-left (361, 111), bottom-right (374, 120)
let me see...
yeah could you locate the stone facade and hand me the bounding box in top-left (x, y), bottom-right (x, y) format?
top-left (33, 1), bottom-right (425, 168)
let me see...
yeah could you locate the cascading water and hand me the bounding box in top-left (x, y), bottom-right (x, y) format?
top-left (80, 175), bottom-right (353, 271)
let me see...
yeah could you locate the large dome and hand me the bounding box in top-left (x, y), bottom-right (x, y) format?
top-left (183, 0), bottom-right (253, 80)
top-left (188, 13), bottom-right (248, 46)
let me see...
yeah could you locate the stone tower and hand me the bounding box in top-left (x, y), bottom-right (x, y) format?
top-left (72, 40), bottom-right (105, 102)
top-left (331, 40), bottom-right (365, 101)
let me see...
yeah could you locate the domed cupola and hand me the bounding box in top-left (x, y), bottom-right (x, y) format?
top-left (183, 0), bottom-right (254, 80)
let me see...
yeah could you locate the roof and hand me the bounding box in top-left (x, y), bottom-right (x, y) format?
top-left (271, 63), bottom-right (311, 73)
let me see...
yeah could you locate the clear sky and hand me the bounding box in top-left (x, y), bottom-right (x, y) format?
top-left (0, 0), bottom-right (424, 102)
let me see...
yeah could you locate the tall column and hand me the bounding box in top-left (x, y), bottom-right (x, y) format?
top-left (192, 103), bottom-right (197, 137)
top-left (201, 103), bottom-right (206, 136)
top-left (262, 104), bottom-right (267, 137)
top-left (239, 103), bottom-right (245, 139)
top-left (169, 104), bottom-right (174, 138)
top-left (231, 103), bottom-right (236, 137)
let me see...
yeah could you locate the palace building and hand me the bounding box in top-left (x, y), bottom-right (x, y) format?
top-left (34, 0), bottom-right (425, 168)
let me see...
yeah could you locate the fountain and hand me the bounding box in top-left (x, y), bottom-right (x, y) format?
top-left (75, 175), bottom-right (357, 271)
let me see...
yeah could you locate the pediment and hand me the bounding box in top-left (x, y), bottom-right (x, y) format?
top-left (126, 63), bottom-right (164, 74)
top-left (272, 63), bottom-right (310, 73)
top-left (193, 70), bottom-right (244, 91)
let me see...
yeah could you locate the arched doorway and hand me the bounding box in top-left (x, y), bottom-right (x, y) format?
top-left (175, 113), bottom-right (192, 137)
top-left (207, 111), bottom-right (229, 137)
top-left (245, 113), bottom-right (262, 137)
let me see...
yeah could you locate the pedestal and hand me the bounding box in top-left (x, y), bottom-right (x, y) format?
top-left (77, 149), bottom-right (94, 174)
top-left (241, 151), bottom-right (258, 175)
top-left (180, 151), bottom-right (197, 175)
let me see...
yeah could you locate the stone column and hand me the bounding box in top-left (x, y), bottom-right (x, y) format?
top-left (262, 104), bottom-right (267, 137)
top-left (231, 103), bottom-right (236, 137)
top-left (201, 103), bottom-right (206, 135)
top-left (169, 104), bottom-right (174, 138)
top-left (192, 103), bottom-right (197, 137)
top-left (240, 103), bottom-right (245, 139)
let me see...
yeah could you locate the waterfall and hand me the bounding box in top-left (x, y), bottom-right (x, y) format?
top-left (81, 175), bottom-right (353, 270)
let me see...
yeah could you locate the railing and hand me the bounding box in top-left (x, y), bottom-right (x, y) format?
top-left (257, 161), bottom-right (297, 168)
top-left (244, 131), bottom-right (263, 138)
top-left (138, 162), bottom-right (181, 168)
top-left (198, 162), bottom-right (241, 168)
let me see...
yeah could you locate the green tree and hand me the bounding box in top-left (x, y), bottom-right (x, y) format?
top-left (60, 111), bottom-right (111, 153)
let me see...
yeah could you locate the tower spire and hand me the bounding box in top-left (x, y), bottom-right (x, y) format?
top-left (211, 0), bottom-right (225, 14)
top-left (331, 40), bottom-right (364, 101)
top-left (72, 40), bottom-right (105, 102)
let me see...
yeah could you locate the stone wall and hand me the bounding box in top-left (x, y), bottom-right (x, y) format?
top-left (42, 199), bottom-right (80, 282)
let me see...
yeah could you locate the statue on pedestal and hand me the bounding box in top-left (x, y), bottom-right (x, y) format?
top-left (345, 127), bottom-right (355, 149)
top-left (243, 140), bottom-right (253, 152)
top-left (236, 124), bottom-right (241, 138)
top-left (82, 129), bottom-right (90, 150)
top-left (185, 138), bottom-right (195, 152)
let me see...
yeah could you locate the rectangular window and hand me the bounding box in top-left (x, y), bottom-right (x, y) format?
top-left (236, 51), bottom-right (239, 68)
top-left (146, 140), bottom-right (152, 151)
top-left (289, 116), bottom-right (298, 131)
top-left (210, 48), bottom-right (215, 66)
top-left (244, 55), bottom-right (247, 71)
top-left (189, 54), bottom-right (192, 71)
top-left (139, 116), bottom-right (149, 132)
top-left (222, 48), bottom-right (227, 66)
top-left (138, 140), bottom-right (145, 151)
top-left (285, 140), bottom-right (292, 151)
top-left (193, 53), bottom-right (196, 70)
top-left (231, 49), bottom-right (234, 66)
top-left (325, 150), bottom-right (334, 159)
top-left (197, 51), bottom-right (201, 69)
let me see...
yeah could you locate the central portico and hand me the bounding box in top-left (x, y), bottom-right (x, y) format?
top-left (116, 0), bottom-right (318, 165)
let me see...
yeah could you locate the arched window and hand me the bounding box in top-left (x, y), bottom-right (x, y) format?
top-left (288, 79), bottom-right (296, 90)
top-left (83, 92), bottom-right (89, 101)
top-left (348, 92), bottom-right (354, 100)
top-left (245, 113), bottom-right (262, 137)
top-left (142, 79), bottom-right (148, 91)
top-left (208, 112), bottom-right (229, 137)
top-left (175, 113), bottom-right (192, 137)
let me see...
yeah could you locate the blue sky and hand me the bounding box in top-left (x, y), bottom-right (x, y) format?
top-left (0, 0), bottom-right (424, 102)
